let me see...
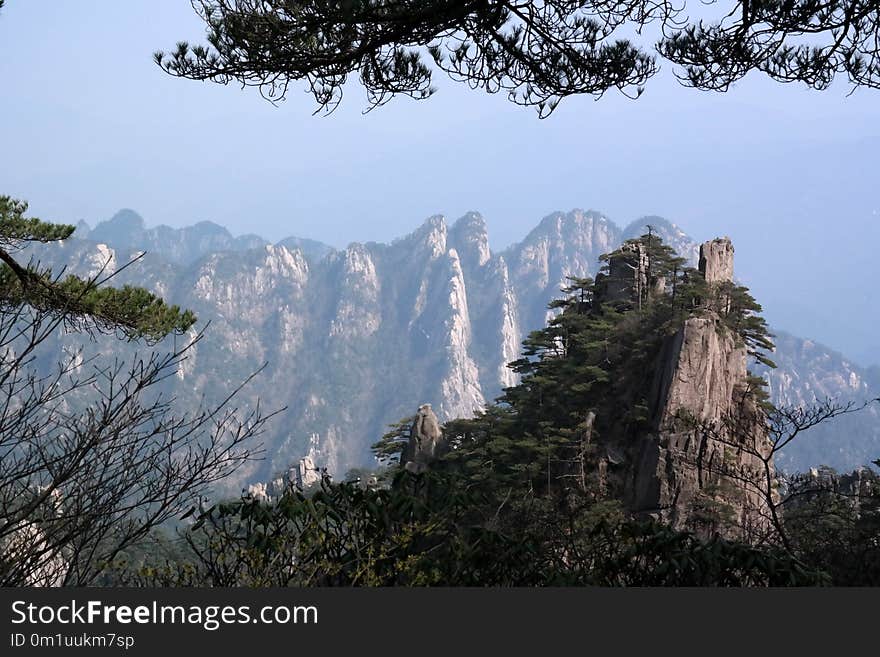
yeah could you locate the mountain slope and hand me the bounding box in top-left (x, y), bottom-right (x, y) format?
top-left (758, 332), bottom-right (880, 472)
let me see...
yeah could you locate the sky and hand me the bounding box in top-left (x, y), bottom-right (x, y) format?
top-left (0, 1), bottom-right (878, 367)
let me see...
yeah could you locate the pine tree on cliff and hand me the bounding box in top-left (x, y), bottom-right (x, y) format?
top-left (442, 231), bottom-right (774, 500)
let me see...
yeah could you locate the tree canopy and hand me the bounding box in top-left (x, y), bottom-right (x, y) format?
top-left (158, 1), bottom-right (880, 116)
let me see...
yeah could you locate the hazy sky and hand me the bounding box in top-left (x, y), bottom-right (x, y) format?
top-left (1, 1), bottom-right (878, 366)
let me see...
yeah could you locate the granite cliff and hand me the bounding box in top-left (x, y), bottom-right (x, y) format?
top-left (628, 239), bottom-right (773, 537)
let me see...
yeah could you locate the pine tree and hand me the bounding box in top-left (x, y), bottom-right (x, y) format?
top-left (158, 1), bottom-right (880, 117)
top-left (0, 196), bottom-right (194, 342)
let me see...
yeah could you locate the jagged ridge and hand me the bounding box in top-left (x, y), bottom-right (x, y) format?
top-left (28, 209), bottom-right (880, 491)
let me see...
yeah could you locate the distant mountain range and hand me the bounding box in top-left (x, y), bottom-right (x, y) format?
top-left (75, 209), bottom-right (335, 265)
top-left (30, 208), bottom-right (880, 491)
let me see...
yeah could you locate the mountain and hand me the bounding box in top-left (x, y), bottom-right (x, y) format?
top-left (275, 236), bottom-right (336, 263)
top-left (757, 332), bottom-right (880, 472)
top-left (75, 209), bottom-right (332, 267)
top-left (29, 209), bottom-right (880, 491)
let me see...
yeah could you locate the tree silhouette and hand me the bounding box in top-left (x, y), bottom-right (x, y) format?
top-left (158, 1), bottom-right (880, 116)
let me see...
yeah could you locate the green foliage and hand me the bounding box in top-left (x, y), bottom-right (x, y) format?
top-left (94, 528), bottom-right (195, 586)
top-left (0, 197), bottom-right (75, 243)
top-left (599, 227), bottom-right (688, 299)
top-left (783, 466), bottom-right (880, 585)
top-left (711, 280), bottom-right (777, 367)
top-left (0, 195), bottom-right (195, 341)
top-left (579, 516), bottom-right (826, 586)
top-left (158, 0), bottom-right (656, 117)
top-left (115, 470), bottom-right (825, 587)
top-left (370, 415), bottom-right (414, 468)
top-left (149, 471), bottom-right (525, 586)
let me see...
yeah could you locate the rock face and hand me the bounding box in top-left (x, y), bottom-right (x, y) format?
top-left (296, 455), bottom-right (321, 488)
top-left (698, 237), bottom-right (735, 283)
top-left (402, 404), bottom-right (446, 473)
top-left (1, 488), bottom-right (68, 586)
top-left (805, 466), bottom-right (878, 504)
top-left (786, 465), bottom-right (879, 523)
top-left (628, 239), bottom-right (773, 539)
top-left (246, 453), bottom-right (323, 502)
top-left (602, 242), bottom-right (649, 303)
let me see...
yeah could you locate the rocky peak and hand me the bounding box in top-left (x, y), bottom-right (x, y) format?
top-left (74, 220), bottom-right (91, 238)
top-left (627, 238), bottom-right (773, 539)
top-left (699, 237), bottom-right (735, 283)
top-left (407, 215), bottom-right (448, 260)
top-left (525, 209), bottom-right (619, 250)
top-left (435, 248), bottom-right (485, 420)
top-left (401, 403), bottom-right (446, 473)
top-left (296, 455), bottom-right (322, 488)
top-left (35, 210), bottom-right (875, 498)
top-left (245, 454), bottom-right (323, 502)
top-left (81, 208), bottom-right (331, 268)
top-left (276, 236), bottom-right (335, 263)
top-left (261, 243), bottom-right (310, 281)
top-left (328, 243), bottom-right (380, 339)
top-left (508, 209), bottom-right (621, 332)
top-left (185, 220), bottom-right (231, 240)
top-left (601, 241), bottom-right (649, 304)
top-left (86, 243), bottom-right (118, 278)
top-left (88, 209), bottom-right (146, 248)
top-left (450, 212), bottom-right (490, 270)
top-left (623, 216), bottom-right (699, 266)
top-left (787, 465), bottom-right (879, 521)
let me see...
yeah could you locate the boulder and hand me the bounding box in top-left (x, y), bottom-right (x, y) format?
top-left (402, 404), bottom-right (446, 473)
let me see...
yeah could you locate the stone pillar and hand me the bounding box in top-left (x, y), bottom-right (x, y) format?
top-left (699, 237), bottom-right (734, 283)
top-left (604, 242), bottom-right (648, 303)
top-left (402, 404), bottom-right (445, 473)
